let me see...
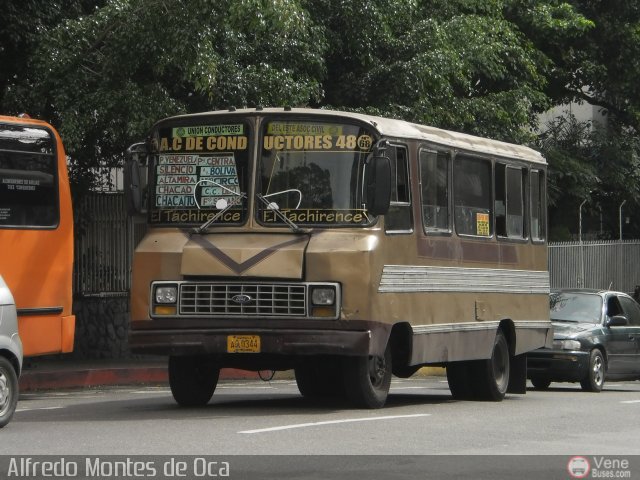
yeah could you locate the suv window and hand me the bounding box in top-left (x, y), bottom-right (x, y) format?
top-left (619, 296), bottom-right (640, 326)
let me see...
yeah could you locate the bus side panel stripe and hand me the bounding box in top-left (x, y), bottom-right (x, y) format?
top-left (378, 265), bottom-right (550, 294)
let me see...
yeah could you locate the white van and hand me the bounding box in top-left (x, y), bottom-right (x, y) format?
top-left (0, 274), bottom-right (22, 427)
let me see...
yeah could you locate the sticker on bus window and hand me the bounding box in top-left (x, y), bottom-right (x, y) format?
top-left (261, 208), bottom-right (369, 225)
top-left (172, 124), bottom-right (244, 138)
top-left (476, 212), bottom-right (490, 236)
top-left (263, 122), bottom-right (373, 152)
top-left (156, 133), bottom-right (248, 152)
top-left (155, 154), bottom-right (240, 210)
top-left (267, 123), bottom-right (344, 136)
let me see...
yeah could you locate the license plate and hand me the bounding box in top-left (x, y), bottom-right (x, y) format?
top-left (227, 335), bottom-right (261, 353)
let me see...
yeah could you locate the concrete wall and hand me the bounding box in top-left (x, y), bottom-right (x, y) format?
top-left (72, 296), bottom-right (131, 359)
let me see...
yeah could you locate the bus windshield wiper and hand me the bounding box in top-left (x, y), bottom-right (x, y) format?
top-left (255, 193), bottom-right (302, 233)
top-left (192, 180), bottom-right (247, 234)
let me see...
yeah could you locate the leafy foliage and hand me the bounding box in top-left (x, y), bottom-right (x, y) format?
top-left (1, 0), bottom-right (639, 239)
top-left (3, 0), bottom-right (326, 195)
top-left (540, 1), bottom-right (640, 133)
top-left (307, 0), bottom-right (571, 142)
top-left (537, 114), bottom-right (640, 239)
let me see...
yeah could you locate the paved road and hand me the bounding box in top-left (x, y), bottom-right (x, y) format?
top-left (5, 376), bottom-right (640, 457)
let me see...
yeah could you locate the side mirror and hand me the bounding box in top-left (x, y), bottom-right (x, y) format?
top-left (124, 142), bottom-right (147, 215)
top-left (364, 140), bottom-right (391, 216)
top-left (605, 315), bottom-right (629, 327)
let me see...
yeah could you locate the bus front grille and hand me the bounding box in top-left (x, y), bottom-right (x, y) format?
top-left (179, 283), bottom-right (307, 317)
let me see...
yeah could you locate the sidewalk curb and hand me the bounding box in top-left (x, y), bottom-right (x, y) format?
top-left (19, 367), bottom-right (265, 392)
top-left (19, 365), bottom-right (446, 392)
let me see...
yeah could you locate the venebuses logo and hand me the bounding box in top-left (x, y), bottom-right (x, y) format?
top-left (568, 456), bottom-right (591, 479)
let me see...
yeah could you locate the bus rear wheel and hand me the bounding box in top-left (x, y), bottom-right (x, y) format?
top-left (446, 361), bottom-right (474, 400)
top-left (0, 357), bottom-right (18, 428)
top-left (169, 355), bottom-right (220, 407)
top-left (343, 343), bottom-right (392, 409)
top-left (473, 330), bottom-right (510, 401)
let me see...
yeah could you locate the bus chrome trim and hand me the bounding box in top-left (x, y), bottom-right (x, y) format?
top-left (180, 282), bottom-right (306, 317)
top-left (150, 281), bottom-right (342, 320)
top-left (378, 265), bottom-right (550, 294)
top-left (412, 322), bottom-right (500, 334)
top-left (412, 320), bottom-right (551, 335)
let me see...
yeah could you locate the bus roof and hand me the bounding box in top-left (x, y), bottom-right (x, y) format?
top-left (157, 107), bottom-right (546, 165)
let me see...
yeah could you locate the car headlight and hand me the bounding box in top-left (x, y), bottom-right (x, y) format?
top-left (311, 287), bottom-right (335, 306)
top-left (553, 339), bottom-right (581, 351)
top-left (155, 286), bottom-right (178, 304)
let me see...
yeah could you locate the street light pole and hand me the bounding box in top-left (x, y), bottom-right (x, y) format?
top-left (619, 200), bottom-right (627, 241)
top-left (579, 199), bottom-right (587, 288)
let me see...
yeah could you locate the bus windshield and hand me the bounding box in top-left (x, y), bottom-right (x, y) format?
top-left (0, 124), bottom-right (58, 228)
top-left (257, 119), bottom-right (376, 227)
top-left (149, 120), bottom-right (251, 226)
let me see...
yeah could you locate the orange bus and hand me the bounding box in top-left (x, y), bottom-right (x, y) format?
top-left (0, 115), bottom-right (75, 356)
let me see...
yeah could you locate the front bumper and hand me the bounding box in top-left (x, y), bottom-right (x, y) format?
top-left (527, 348), bottom-right (590, 381)
top-left (129, 327), bottom-right (372, 358)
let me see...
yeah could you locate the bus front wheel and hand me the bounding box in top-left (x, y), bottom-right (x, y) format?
top-left (169, 355), bottom-right (220, 407)
top-left (343, 343), bottom-right (392, 409)
top-left (0, 357), bottom-right (19, 428)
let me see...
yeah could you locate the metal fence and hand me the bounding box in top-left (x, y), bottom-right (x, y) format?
top-left (73, 196), bottom-right (640, 297)
top-left (74, 193), bottom-right (146, 296)
top-left (549, 240), bottom-right (640, 294)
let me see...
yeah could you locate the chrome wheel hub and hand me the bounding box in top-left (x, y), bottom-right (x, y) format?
top-left (593, 355), bottom-right (604, 386)
top-left (0, 372), bottom-right (9, 416)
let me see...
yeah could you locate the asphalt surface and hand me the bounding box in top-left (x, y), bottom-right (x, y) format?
top-left (8, 377), bottom-right (640, 455)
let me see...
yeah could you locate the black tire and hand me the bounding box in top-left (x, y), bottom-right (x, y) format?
top-left (446, 361), bottom-right (474, 400)
top-left (472, 330), bottom-right (510, 401)
top-left (530, 377), bottom-right (552, 390)
top-left (295, 357), bottom-right (345, 399)
top-left (169, 355), bottom-right (220, 407)
top-left (0, 357), bottom-right (19, 428)
top-left (343, 343), bottom-right (392, 409)
top-left (580, 349), bottom-right (605, 392)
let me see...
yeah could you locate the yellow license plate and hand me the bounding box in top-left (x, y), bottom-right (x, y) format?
top-left (227, 335), bottom-right (261, 353)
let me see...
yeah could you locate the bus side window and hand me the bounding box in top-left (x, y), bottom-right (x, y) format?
top-left (453, 155), bottom-right (492, 237)
top-left (530, 169), bottom-right (546, 242)
top-left (495, 164), bottom-right (526, 239)
top-left (419, 149), bottom-right (450, 233)
top-left (385, 144), bottom-right (413, 233)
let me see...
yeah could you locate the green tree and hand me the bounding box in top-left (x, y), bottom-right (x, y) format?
top-left (306, 0), bottom-right (591, 143)
top-left (536, 1), bottom-right (640, 134)
top-left (536, 114), bottom-right (640, 240)
top-left (4, 0), bottom-right (639, 234)
top-left (0, 1), bottom-right (105, 111)
top-left (4, 0), bottom-right (326, 195)
top-left (521, 1), bottom-right (640, 238)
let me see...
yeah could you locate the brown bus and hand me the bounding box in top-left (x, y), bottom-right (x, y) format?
top-left (126, 108), bottom-right (552, 408)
